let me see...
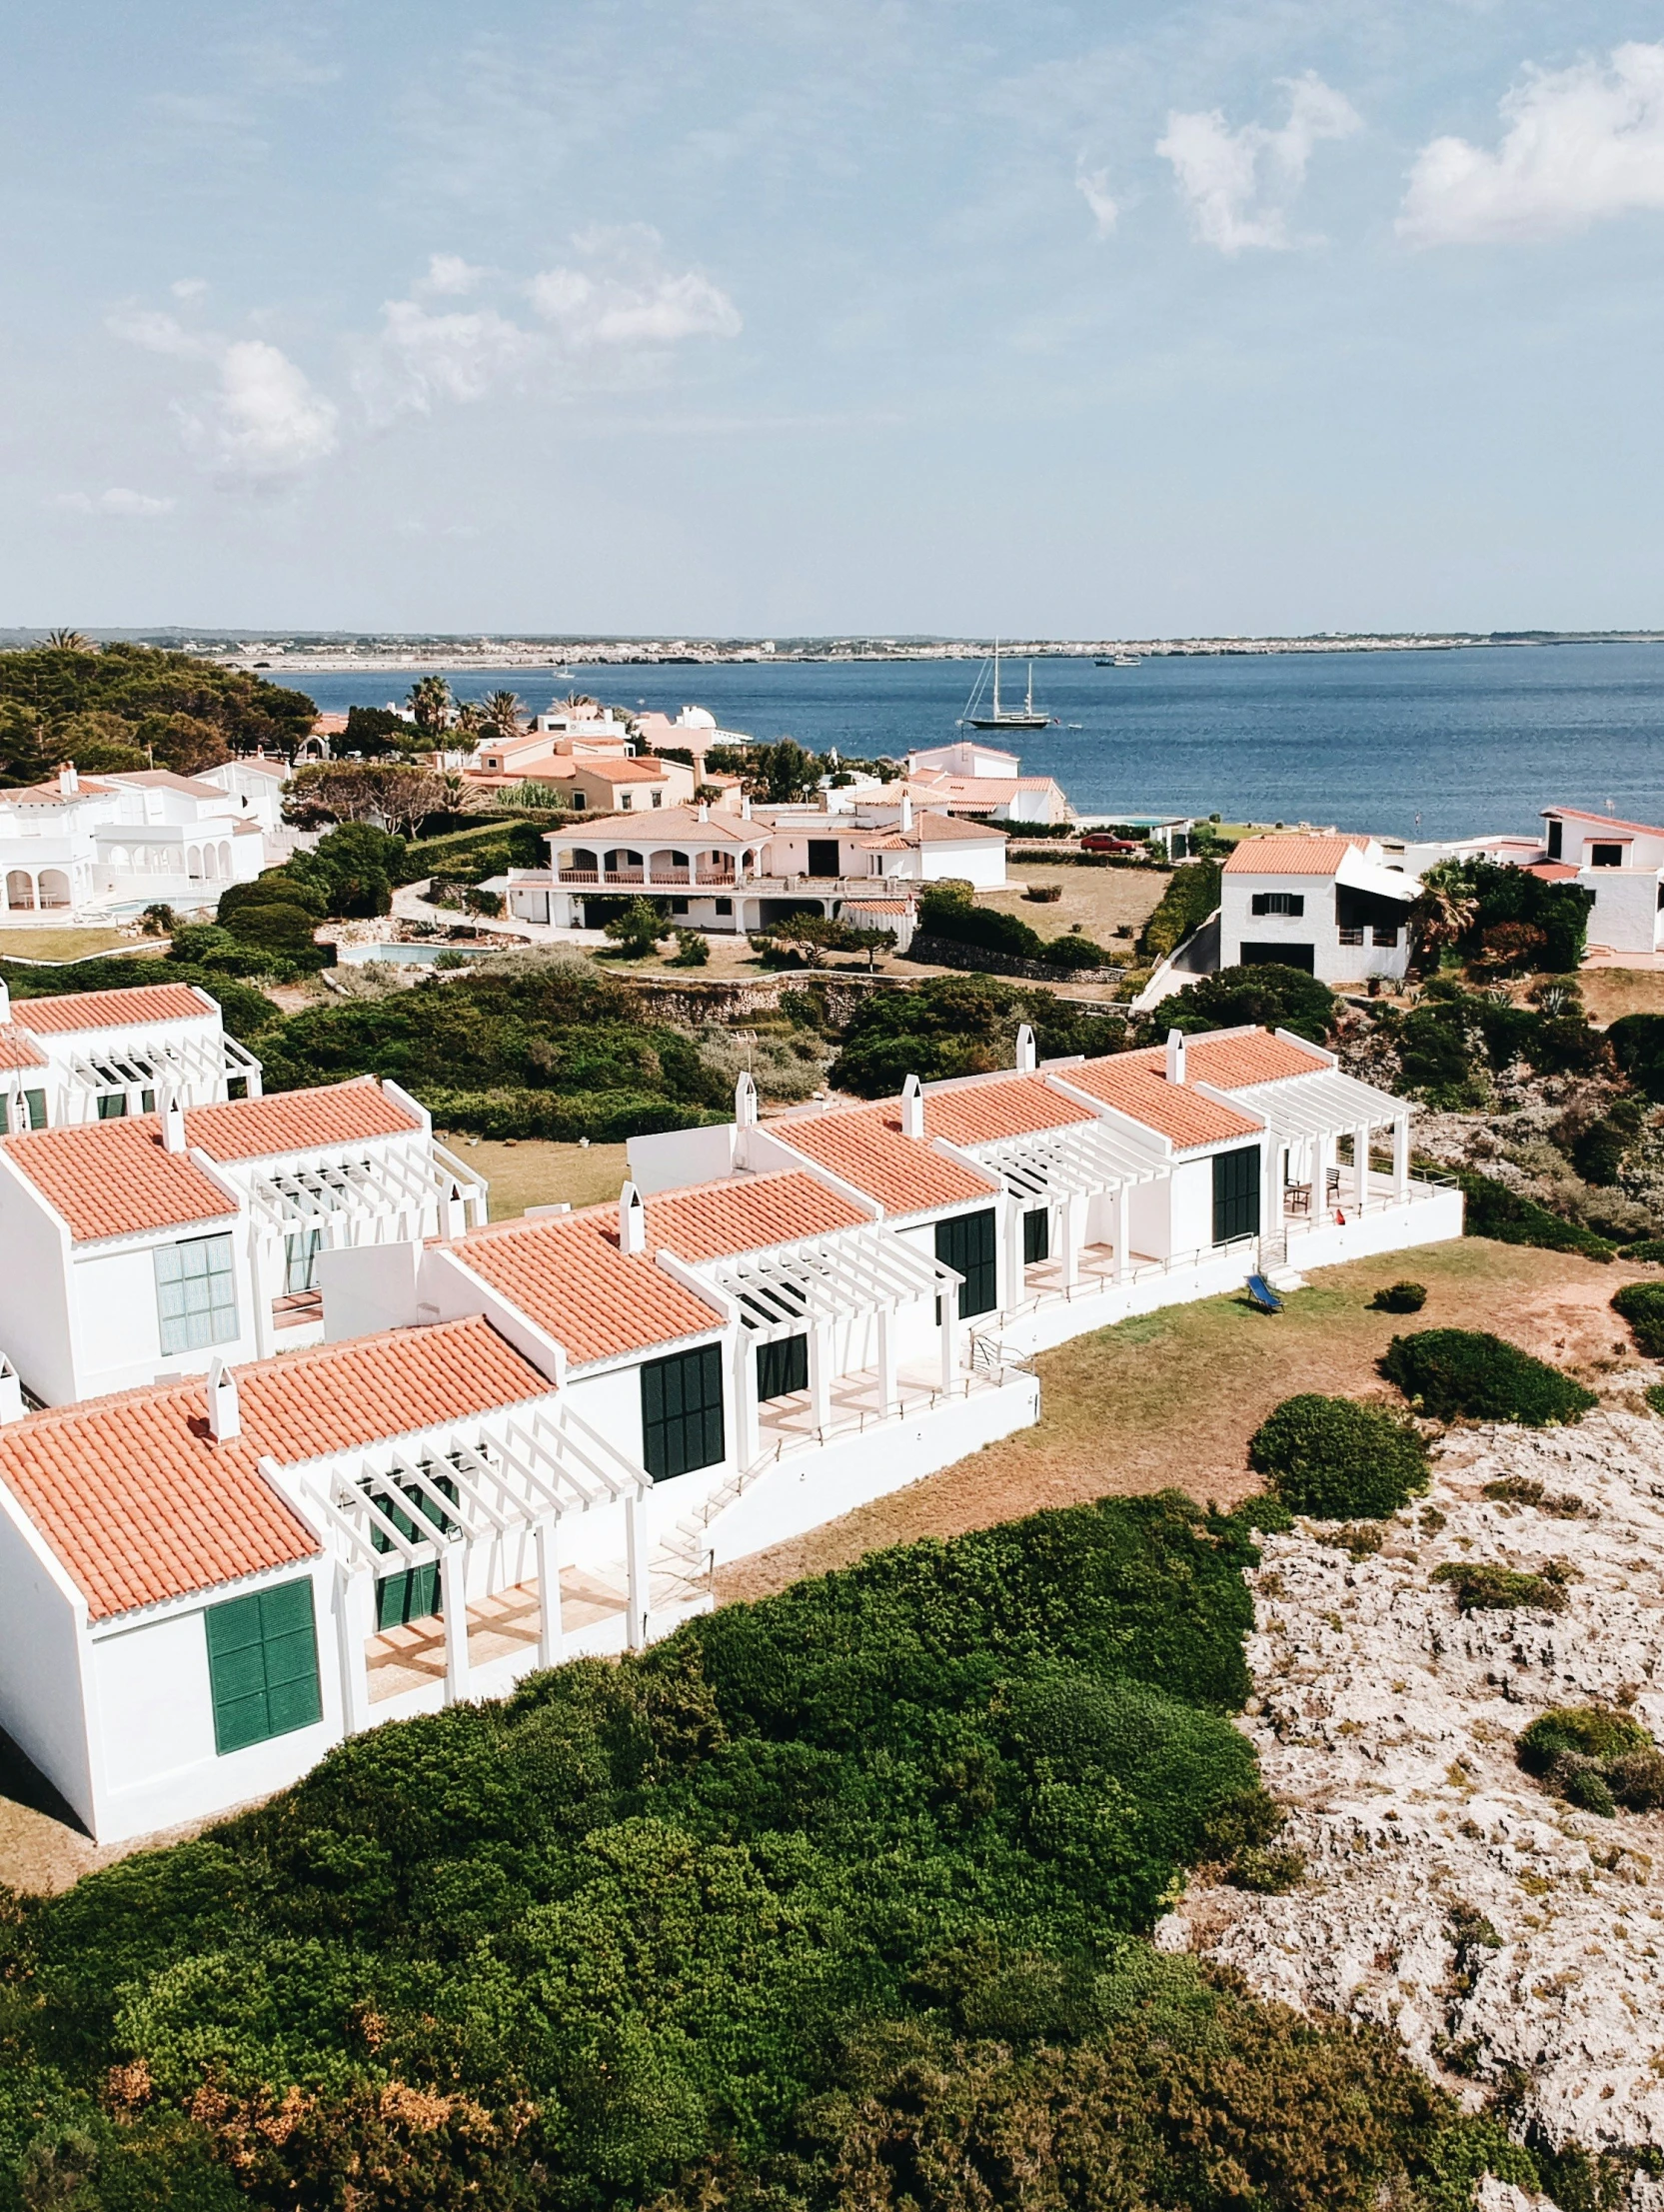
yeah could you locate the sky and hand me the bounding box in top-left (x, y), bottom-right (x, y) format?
top-left (6, 1), bottom-right (1664, 637)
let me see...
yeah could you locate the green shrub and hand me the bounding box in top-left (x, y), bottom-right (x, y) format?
top-left (1247, 1393), bottom-right (1429, 1519)
top-left (1432, 1560), bottom-right (1571, 1612)
top-left (1622, 1238), bottom-right (1664, 1264)
top-left (1481, 1475), bottom-right (1586, 1517)
top-left (1380, 1328), bottom-right (1598, 1425)
top-left (408, 1086), bottom-right (725, 1142)
top-left (1167, 962), bottom-right (1337, 1045)
top-left (1563, 1765), bottom-right (1617, 1816)
top-left (220, 899), bottom-right (324, 960)
top-left (1038, 929), bottom-right (1113, 970)
top-left (1648, 1382), bottom-right (1664, 1419)
top-left (1607, 1013), bottom-right (1664, 1102)
top-left (1369, 1280), bottom-right (1427, 1313)
top-left (1456, 1169), bottom-right (1616, 1261)
top-left (1515, 1705), bottom-right (1651, 1773)
top-left (669, 929), bottom-right (710, 967)
top-left (1606, 1749), bottom-right (1664, 1810)
top-left (1137, 860), bottom-right (1220, 962)
top-left (1613, 1281), bottom-right (1664, 1356)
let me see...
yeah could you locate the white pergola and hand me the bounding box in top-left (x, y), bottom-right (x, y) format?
top-left (966, 1118), bottom-right (1166, 1291)
top-left (273, 1399), bottom-right (652, 1725)
top-left (702, 1224), bottom-right (962, 1457)
top-left (248, 1142), bottom-right (488, 1297)
top-left (64, 1028), bottom-right (263, 1118)
top-left (1231, 1069), bottom-right (1413, 1212)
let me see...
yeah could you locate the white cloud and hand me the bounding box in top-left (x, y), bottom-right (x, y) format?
top-left (1157, 71), bottom-right (1361, 252)
top-left (180, 341), bottom-right (339, 476)
top-left (524, 263), bottom-right (743, 345)
top-left (1075, 165), bottom-right (1119, 237)
top-left (416, 253), bottom-right (488, 298)
top-left (171, 278), bottom-right (209, 302)
top-left (361, 301), bottom-right (538, 415)
top-left (53, 488), bottom-right (177, 517)
top-left (1398, 42), bottom-right (1664, 246)
top-left (108, 307), bottom-right (209, 359)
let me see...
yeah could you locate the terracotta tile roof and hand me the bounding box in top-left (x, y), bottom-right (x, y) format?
top-left (1176, 1032), bottom-right (1330, 1088)
top-left (0, 1316), bottom-right (549, 1620)
top-left (1525, 861), bottom-right (1581, 882)
top-left (221, 756), bottom-right (288, 779)
top-left (1061, 1056), bottom-right (1262, 1149)
top-left (912, 811), bottom-right (1006, 843)
top-left (186, 1079), bottom-right (421, 1161)
top-left (840, 899), bottom-right (912, 915)
top-left (644, 1171), bottom-right (869, 1259)
top-left (1546, 806), bottom-right (1664, 839)
top-left (12, 984), bottom-right (212, 1034)
top-left (923, 1073), bottom-right (1096, 1146)
top-left (555, 806), bottom-right (751, 842)
top-left (859, 835), bottom-right (911, 851)
top-left (773, 1106), bottom-right (997, 1216)
top-left (0, 1025), bottom-right (47, 1072)
top-left (448, 1210), bottom-right (724, 1365)
top-left (1222, 835), bottom-right (1368, 876)
top-left (575, 757), bottom-right (669, 783)
top-left (1, 1117), bottom-right (237, 1242)
top-left (103, 770), bottom-right (229, 800)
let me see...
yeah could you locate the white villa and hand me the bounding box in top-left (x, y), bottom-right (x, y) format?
top-left (1217, 833), bottom-right (1418, 987)
top-left (502, 792), bottom-right (1007, 936)
top-left (0, 978), bottom-right (261, 1135)
top-left (0, 976), bottom-right (1459, 1844)
top-left (903, 739), bottom-right (1073, 828)
top-left (0, 763), bottom-right (291, 928)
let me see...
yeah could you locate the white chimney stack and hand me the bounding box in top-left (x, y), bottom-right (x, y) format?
top-left (900, 1073), bottom-right (924, 1139)
top-left (206, 1355), bottom-right (241, 1442)
top-left (1165, 1029), bottom-right (1186, 1085)
top-left (57, 764), bottom-right (79, 797)
top-left (698, 801), bottom-right (711, 824)
top-left (619, 1180), bottom-right (647, 1255)
top-left (735, 1070), bottom-right (758, 1128)
top-left (0, 980), bottom-right (10, 1023)
top-left (899, 791), bottom-right (913, 833)
top-left (160, 1091), bottom-right (188, 1152)
top-left (741, 793), bottom-right (753, 820)
top-left (1014, 1023), bottom-right (1036, 1074)
top-left (0, 1356), bottom-right (22, 1425)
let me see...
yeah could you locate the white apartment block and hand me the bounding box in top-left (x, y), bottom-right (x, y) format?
top-left (1217, 833), bottom-right (1418, 987)
top-left (502, 793), bottom-right (1005, 937)
top-left (0, 988), bottom-right (1458, 1844)
top-left (0, 978), bottom-right (261, 1135)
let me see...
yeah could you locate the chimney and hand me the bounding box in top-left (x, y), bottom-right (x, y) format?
top-left (899, 791), bottom-right (913, 833)
top-left (1165, 1029), bottom-right (1186, 1085)
top-left (0, 1357), bottom-right (21, 1425)
top-left (619, 1180), bottom-right (647, 1255)
top-left (735, 1070), bottom-right (758, 1127)
top-left (57, 764), bottom-right (78, 797)
top-left (698, 801), bottom-right (711, 824)
top-left (160, 1091), bottom-right (188, 1152)
top-left (900, 1073), bottom-right (924, 1138)
top-left (206, 1355), bottom-right (241, 1442)
top-left (1014, 1023), bottom-right (1036, 1074)
top-left (741, 793), bottom-right (753, 820)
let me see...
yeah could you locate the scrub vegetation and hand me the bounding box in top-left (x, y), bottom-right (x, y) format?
top-left (0, 1497), bottom-right (1521, 2210)
top-left (0, 640), bottom-right (315, 783)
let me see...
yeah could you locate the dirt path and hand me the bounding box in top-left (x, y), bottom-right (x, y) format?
top-left (717, 1237), bottom-right (1653, 1604)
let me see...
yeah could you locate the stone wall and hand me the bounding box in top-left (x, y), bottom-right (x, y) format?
top-left (902, 934), bottom-right (1126, 987)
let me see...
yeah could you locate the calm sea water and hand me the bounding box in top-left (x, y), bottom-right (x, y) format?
top-left (295, 645), bottom-right (1664, 843)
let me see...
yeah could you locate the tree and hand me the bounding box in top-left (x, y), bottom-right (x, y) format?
top-left (44, 628), bottom-right (90, 652)
top-left (342, 706), bottom-right (410, 759)
top-left (1407, 863), bottom-right (1479, 971)
top-left (1166, 963), bottom-right (1337, 1044)
top-left (604, 898), bottom-right (670, 959)
top-left (484, 690), bottom-right (524, 737)
top-left (140, 712), bottom-right (229, 778)
top-left (51, 710), bottom-right (147, 774)
top-left (406, 674), bottom-right (454, 737)
top-left (452, 700), bottom-right (490, 739)
top-left (286, 763), bottom-right (444, 836)
top-left (744, 739), bottom-right (822, 804)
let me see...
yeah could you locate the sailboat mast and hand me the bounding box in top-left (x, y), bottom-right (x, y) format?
top-left (1025, 662), bottom-right (1034, 716)
top-left (991, 639), bottom-right (1001, 718)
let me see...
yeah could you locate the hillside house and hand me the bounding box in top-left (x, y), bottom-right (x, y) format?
top-left (1218, 834), bottom-right (1418, 986)
top-left (0, 980), bottom-right (261, 1135)
top-left (0, 766), bottom-right (277, 927)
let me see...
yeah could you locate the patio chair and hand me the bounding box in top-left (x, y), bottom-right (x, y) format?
top-left (1245, 1273), bottom-right (1283, 1314)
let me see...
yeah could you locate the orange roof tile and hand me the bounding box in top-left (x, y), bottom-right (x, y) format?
top-left (773, 1106), bottom-right (997, 1216)
top-left (449, 1210), bottom-right (724, 1365)
top-left (923, 1073), bottom-right (1096, 1147)
top-left (0, 1025), bottom-right (47, 1072)
top-left (1222, 835), bottom-right (1367, 876)
top-left (644, 1171), bottom-right (868, 1259)
top-left (1, 1117), bottom-right (236, 1242)
top-left (1546, 806), bottom-right (1664, 839)
top-left (0, 1316), bottom-right (550, 1620)
top-left (186, 1079), bottom-right (420, 1161)
top-left (1177, 1032), bottom-right (1329, 1088)
top-left (12, 984), bottom-right (212, 1034)
top-left (1061, 1057), bottom-right (1262, 1149)
top-left (1525, 861), bottom-right (1580, 882)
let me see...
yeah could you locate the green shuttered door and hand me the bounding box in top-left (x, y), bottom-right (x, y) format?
top-left (756, 1332), bottom-right (810, 1402)
top-left (934, 1208), bottom-right (997, 1318)
top-left (205, 1578), bottom-right (323, 1755)
top-left (642, 1344), bottom-right (727, 1480)
top-left (1211, 1144), bottom-right (1261, 1244)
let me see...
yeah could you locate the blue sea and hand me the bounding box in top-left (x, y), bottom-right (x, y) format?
top-left (294, 644), bottom-right (1664, 844)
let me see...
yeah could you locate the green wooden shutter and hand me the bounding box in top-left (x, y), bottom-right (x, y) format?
top-left (1210, 1145), bottom-right (1262, 1244)
top-left (642, 1345), bottom-right (726, 1480)
top-left (1022, 1208), bottom-right (1049, 1265)
top-left (934, 1209), bottom-right (997, 1318)
top-left (205, 1578), bottom-right (322, 1754)
top-left (756, 1333), bottom-right (810, 1402)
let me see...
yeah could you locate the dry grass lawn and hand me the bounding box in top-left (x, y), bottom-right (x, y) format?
top-left (1577, 967), bottom-right (1664, 1026)
top-left (432, 1134), bottom-right (630, 1218)
top-left (718, 1236), bottom-right (1654, 1604)
top-left (975, 861), bottom-right (1171, 949)
top-left (0, 928), bottom-right (147, 963)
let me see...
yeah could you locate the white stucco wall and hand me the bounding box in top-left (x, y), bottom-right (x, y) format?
top-left (0, 1165), bottom-right (77, 1405)
top-left (70, 1225), bottom-right (260, 1401)
top-left (0, 1486), bottom-right (95, 1830)
top-left (1585, 869), bottom-right (1664, 956)
top-left (628, 1122), bottom-right (740, 1194)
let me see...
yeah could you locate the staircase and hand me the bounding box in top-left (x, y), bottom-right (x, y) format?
top-left (648, 1454), bottom-right (781, 1607)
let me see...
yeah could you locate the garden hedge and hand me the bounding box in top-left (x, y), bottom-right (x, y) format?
top-left (1612, 1281), bottom-right (1664, 1357)
top-left (1248, 1393), bottom-right (1430, 1519)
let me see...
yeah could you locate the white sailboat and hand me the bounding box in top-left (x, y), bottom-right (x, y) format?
top-left (959, 641), bottom-right (1055, 731)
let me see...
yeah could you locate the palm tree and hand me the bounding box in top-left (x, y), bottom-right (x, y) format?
top-left (1407, 870), bottom-right (1478, 973)
top-left (406, 674), bottom-right (454, 737)
top-left (452, 700), bottom-right (489, 738)
top-left (485, 689), bottom-right (524, 737)
top-left (45, 628), bottom-right (90, 652)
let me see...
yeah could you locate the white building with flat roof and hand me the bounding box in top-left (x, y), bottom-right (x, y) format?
top-left (1217, 834), bottom-right (1418, 987)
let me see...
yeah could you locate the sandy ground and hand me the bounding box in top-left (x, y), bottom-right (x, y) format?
top-left (717, 1237), bottom-right (1654, 1604)
top-left (976, 860), bottom-right (1172, 949)
top-left (1577, 967), bottom-right (1664, 1027)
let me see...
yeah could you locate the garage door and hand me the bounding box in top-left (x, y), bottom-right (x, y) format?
top-left (1238, 942), bottom-right (1314, 973)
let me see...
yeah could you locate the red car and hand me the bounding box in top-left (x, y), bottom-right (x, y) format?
top-left (1078, 832), bottom-right (1142, 854)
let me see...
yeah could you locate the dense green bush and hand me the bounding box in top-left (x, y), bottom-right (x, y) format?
top-left (1606, 1013), bottom-right (1664, 1103)
top-left (1137, 859), bottom-right (1221, 961)
top-left (1422, 857), bottom-right (1595, 974)
top-left (414, 1085), bottom-right (723, 1141)
top-left (1380, 1328), bottom-right (1598, 1425)
top-left (1622, 1238), bottom-right (1664, 1265)
top-left (1515, 1705), bottom-right (1664, 1816)
top-left (1613, 1281), bottom-right (1664, 1356)
top-left (1167, 963), bottom-right (1337, 1045)
top-left (829, 975), bottom-right (1125, 1096)
top-left (1037, 927), bottom-right (1114, 969)
top-left (917, 883), bottom-right (1045, 961)
top-left (1369, 1281), bottom-right (1427, 1313)
top-left (1248, 1394), bottom-right (1429, 1519)
top-left (1433, 1560), bottom-right (1571, 1613)
top-left (1456, 1170), bottom-right (1615, 1261)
